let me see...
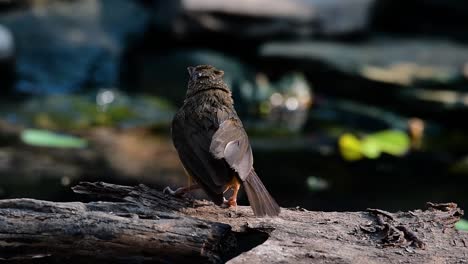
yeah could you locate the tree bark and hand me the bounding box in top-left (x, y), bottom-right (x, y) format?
top-left (0, 182), bottom-right (466, 263)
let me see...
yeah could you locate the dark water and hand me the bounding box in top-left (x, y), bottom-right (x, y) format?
top-left (253, 146), bottom-right (467, 212)
top-left (1, 133), bottom-right (465, 214)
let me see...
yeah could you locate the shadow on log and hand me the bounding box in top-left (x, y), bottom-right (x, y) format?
top-left (0, 182), bottom-right (466, 263)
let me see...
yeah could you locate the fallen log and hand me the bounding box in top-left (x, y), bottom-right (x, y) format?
top-left (0, 182), bottom-right (466, 263)
top-left (0, 199), bottom-right (232, 263)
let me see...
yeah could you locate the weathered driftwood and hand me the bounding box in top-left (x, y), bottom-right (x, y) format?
top-left (0, 182), bottom-right (467, 263)
top-left (0, 201), bottom-right (232, 263)
top-left (0, 184), bottom-right (235, 263)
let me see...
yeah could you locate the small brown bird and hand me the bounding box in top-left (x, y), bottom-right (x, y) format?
top-left (166, 65), bottom-right (280, 217)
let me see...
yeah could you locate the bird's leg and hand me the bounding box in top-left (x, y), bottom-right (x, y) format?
top-left (164, 174), bottom-right (200, 197)
top-left (163, 184), bottom-right (200, 197)
top-left (222, 179), bottom-right (240, 208)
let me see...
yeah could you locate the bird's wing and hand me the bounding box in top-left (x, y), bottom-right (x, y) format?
top-left (210, 118), bottom-right (253, 181)
top-left (172, 110), bottom-right (232, 200)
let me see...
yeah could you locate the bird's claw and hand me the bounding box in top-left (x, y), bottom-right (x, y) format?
top-left (221, 198), bottom-right (237, 208)
top-left (163, 186), bottom-right (176, 196)
top-left (163, 186), bottom-right (189, 198)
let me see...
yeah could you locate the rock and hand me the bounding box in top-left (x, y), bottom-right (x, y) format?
top-left (152, 0), bottom-right (375, 38)
top-left (0, 0), bottom-right (149, 95)
top-left (260, 38), bottom-right (468, 87)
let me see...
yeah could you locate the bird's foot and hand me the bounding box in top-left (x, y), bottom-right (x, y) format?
top-left (164, 184), bottom-right (200, 198)
top-left (163, 186), bottom-right (185, 197)
top-left (221, 197), bottom-right (237, 208)
top-left (163, 186), bottom-right (176, 195)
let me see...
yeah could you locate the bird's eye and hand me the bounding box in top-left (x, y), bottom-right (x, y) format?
top-left (196, 73), bottom-right (210, 80)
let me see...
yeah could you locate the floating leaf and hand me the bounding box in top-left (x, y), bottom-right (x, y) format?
top-left (455, 219), bottom-right (468, 231)
top-left (360, 137), bottom-right (381, 159)
top-left (339, 133), bottom-right (362, 161)
top-left (365, 130), bottom-right (410, 156)
top-left (339, 130), bottom-right (410, 161)
top-left (21, 129), bottom-right (87, 148)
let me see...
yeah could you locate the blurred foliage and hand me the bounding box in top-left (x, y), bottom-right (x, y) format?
top-left (339, 130), bottom-right (410, 161)
top-left (1, 92), bottom-right (175, 130)
top-left (306, 176), bottom-right (329, 192)
top-left (21, 129), bottom-right (87, 148)
top-left (242, 72), bottom-right (312, 133)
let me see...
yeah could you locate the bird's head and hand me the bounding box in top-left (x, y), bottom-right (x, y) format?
top-left (186, 65), bottom-right (229, 97)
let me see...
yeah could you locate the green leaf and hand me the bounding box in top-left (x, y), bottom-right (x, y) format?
top-left (365, 130), bottom-right (410, 156)
top-left (339, 130), bottom-right (410, 161)
top-left (339, 133), bottom-right (363, 161)
top-left (455, 219), bottom-right (468, 231)
top-left (360, 137), bottom-right (381, 159)
top-left (21, 129), bottom-right (87, 148)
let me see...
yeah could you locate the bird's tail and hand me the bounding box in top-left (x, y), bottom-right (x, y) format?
top-left (243, 170), bottom-right (280, 217)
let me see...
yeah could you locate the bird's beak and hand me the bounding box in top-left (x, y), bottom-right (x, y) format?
top-left (187, 66), bottom-right (195, 76)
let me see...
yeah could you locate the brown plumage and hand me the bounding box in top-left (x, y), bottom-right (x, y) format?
top-left (169, 65), bottom-right (280, 217)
